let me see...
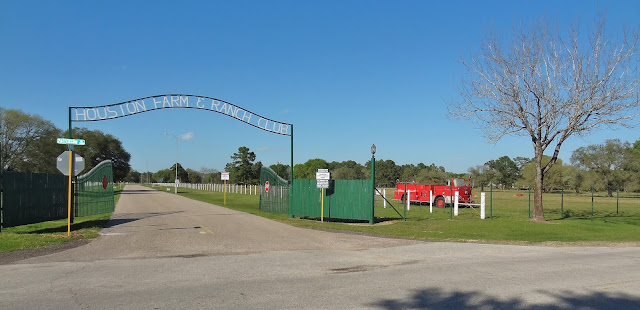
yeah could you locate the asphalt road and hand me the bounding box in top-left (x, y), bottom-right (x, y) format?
top-left (1, 185), bottom-right (639, 309)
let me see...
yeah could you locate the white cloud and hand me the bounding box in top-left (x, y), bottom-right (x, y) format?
top-left (180, 132), bottom-right (195, 140)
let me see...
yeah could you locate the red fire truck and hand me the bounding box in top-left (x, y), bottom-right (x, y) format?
top-left (393, 178), bottom-right (473, 208)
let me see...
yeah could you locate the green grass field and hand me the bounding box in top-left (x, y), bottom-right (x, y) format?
top-left (173, 186), bottom-right (640, 244)
top-left (0, 185), bottom-right (123, 253)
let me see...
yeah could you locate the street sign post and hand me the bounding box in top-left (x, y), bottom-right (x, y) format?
top-left (221, 172), bottom-right (229, 205)
top-left (56, 151), bottom-right (85, 176)
top-left (316, 169), bottom-right (331, 222)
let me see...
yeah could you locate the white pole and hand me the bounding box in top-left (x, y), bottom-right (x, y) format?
top-left (407, 190), bottom-right (411, 211)
top-left (481, 192), bottom-right (486, 219)
top-left (383, 188), bottom-right (386, 208)
top-left (429, 190), bottom-right (433, 213)
top-left (454, 191), bottom-right (459, 216)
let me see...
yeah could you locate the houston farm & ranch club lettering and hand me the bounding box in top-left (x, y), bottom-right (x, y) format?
top-left (71, 95), bottom-right (291, 136)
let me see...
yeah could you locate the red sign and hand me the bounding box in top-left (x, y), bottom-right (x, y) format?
top-left (102, 175), bottom-right (108, 189)
top-left (265, 181), bottom-right (270, 192)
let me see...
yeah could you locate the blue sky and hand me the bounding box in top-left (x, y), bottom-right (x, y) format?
top-left (1, 0), bottom-right (639, 174)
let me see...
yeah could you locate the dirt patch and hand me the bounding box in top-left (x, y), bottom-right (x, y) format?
top-left (0, 240), bottom-right (91, 265)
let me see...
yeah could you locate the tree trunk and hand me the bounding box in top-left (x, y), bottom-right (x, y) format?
top-left (532, 148), bottom-right (546, 222)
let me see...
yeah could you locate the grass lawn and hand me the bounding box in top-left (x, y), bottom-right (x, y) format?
top-left (0, 185), bottom-right (122, 253)
top-left (165, 185), bottom-right (640, 244)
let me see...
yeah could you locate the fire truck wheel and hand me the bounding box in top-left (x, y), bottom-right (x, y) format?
top-left (401, 194), bottom-right (407, 205)
top-left (435, 197), bottom-right (446, 208)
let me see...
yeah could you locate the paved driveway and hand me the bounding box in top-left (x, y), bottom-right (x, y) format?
top-left (1, 185), bottom-right (639, 309)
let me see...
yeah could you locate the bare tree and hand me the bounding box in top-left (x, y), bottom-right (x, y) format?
top-left (450, 17), bottom-right (640, 222)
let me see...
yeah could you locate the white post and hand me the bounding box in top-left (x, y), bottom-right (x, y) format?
top-left (407, 190), bottom-right (411, 211)
top-left (454, 191), bottom-right (459, 216)
top-left (383, 188), bottom-right (387, 208)
top-left (429, 190), bottom-right (433, 213)
top-left (480, 192), bottom-right (486, 219)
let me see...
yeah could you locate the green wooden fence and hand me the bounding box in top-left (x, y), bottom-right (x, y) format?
top-left (1, 172), bottom-right (67, 228)
top-left (76, 160), bottom-right (114, 217)
top-left (290, 179), bottom-right (374, 222)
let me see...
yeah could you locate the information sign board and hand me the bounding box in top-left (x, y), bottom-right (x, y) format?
top-left (316, 179), bottom-right (330, 189)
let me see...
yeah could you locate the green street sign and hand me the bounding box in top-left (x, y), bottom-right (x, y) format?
top-left (57, 138), bottom-right (86, 145)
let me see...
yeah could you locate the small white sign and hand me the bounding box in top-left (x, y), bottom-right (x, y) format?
top-left (317, 179), bottom-right (329, 189)
top-left (221, 172), bottom-right (230, 180)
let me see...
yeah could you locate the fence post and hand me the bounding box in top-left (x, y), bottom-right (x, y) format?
top-left (528, 186), bottom-right (531, 219)
top-left (591, 186), bottom-right (594, 216)
top-left (454, 191), bottom-right (459, 216)
top-left (561, 188), bottom-right (564, 218)
top-left (617, 188), bottom-right (619, 214)
top-left (429, 190), bottom-right (433, 214)
top-left (490, 183), bottom-right (493, 219)
top-left (449, 182), bottom-right (453, 220)
top-left (480, 192), bottom-right (486, 219)
top-left (383, 188), bottom-right (386, 208)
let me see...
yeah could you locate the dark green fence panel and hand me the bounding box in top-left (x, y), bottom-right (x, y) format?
top-left (291, 179), bottom-right (373, 222)
top-left (1, 172), bottom-right (67, 228)
top-left (291, 179), bottom-right (323, 217)
top-left (259, 167), bottom-right (290, 214)
top-left (328, 179), bottom-right (373, 221)
top-left (76, 160), bottom-right (114, 216)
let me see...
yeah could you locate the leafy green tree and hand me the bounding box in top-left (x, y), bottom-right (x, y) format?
top-left (70, 128), bottom-right (131, 181)
top-left (468, 164), bottom-right (498, 191)
top-left (125, 170), bottom-right (141, 183)
top-left (561, 165), bottom-right (585, 194)
top-left (0, 108), bottom-right (65, 173)
top-left (332, 166), bottom-right (359, 179)
top-left (329, 160), bottom-right (365, 180)
top-left (153, 169), bottom-right (173, 183)
top-left (571, 139), bottom-right (629, 197)
top-left (486, 156), bottom-right (519, 189)
top-left (199, 167), bottom-right (220, 183)
top-left (269, 163), bottom-right (290, 180)
top-left (225, 146), bottom-right (260, 184)
top-left (140, 171), bottom-right (154, 183)
top-left (185, 168), bottom-right (203, 183)
top-left (371, 159), bottom-right (401, 187)
top-left (169, 163), bottom-right (188, 183)
top-left (294, 158), bottom-right (329, 179)
top-left (518, 156), bottom-right (565, 192)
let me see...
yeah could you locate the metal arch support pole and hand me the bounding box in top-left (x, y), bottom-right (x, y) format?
top-left (67, 107), bottom-right (73, 237)
top-left (289, 124), bottom-right (294, 218)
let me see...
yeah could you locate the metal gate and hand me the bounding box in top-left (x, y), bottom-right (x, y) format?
top-left (259, 167), bottom-right (290, 214)
top-left (76, 160), bottom-right (114, 216)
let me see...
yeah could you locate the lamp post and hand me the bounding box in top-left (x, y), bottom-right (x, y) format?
top-left (370, 144), bottom-right (376, 224)
top-left (164, 132), bottom-right (179, 194)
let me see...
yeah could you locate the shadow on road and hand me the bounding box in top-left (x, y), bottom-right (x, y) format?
top-left (370, 287), bottom-right (640, 309)
top-left (119, 189), bottom-right (159, 194)
top-left (104, 211), bottom-right (184, 228)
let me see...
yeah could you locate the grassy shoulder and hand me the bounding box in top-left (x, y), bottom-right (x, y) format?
top-left (0, 185), bottom-right (122, 253)
top-left (163, 185), bottom-right (640, 244)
